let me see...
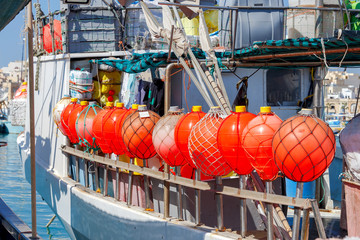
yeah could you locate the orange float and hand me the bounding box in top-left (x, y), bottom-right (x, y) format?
top-left (115, 104), bottom-right (138, 157)
top-left (76, 102), bottom-right (102, 149)
top-left (60, 98), bottom-right (81, 143)
top-left (103, 102), bottom-right (128, 155)
top-left (242, 106), bottom-right (282, 181)
top-left (153, 106), bottom-right (186, 167)
top-left (53, 95), bottom-right (71, 134)
top-left (174, 106), bottom-right (206, 168)
top-left (92, 102), bottom-right (114, 154)
top-left (43, 19), bottom-right (63, 53)
top-left (68, 101), bottom-right (89, 146)
top-left (188, 106), bottom-right (232, 176)
top-left (14, 82), bottom-right (28, 99)
top-left (217, 106), bottom-right (256, 175)
top-left (121, 105), bottom-right (160, 159)
top-left (272, 109), bottom-right (336, 182)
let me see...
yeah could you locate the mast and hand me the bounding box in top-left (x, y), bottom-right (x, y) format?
top-left (27, 2), bottom-right (37, 239)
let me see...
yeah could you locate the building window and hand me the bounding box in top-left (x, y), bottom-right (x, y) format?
top-left (266, 69), bottom-right (301, 106)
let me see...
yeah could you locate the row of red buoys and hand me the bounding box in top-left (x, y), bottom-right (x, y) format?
top-left (54, 96), bottom-right (336, 183)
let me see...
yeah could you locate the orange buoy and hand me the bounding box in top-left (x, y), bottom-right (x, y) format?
top-left (76, 102), bottom-right (102, 149)
top-left (115, 104), bottom-right (138, 157)
top-left (103, 102), bottom-right (128, 155)
top-left (43, 19), bottom-right (63, 53)
top-left (14, 82), bottom-right (27, 99)
top-left (53, 95), bottom-right (71, 134)
top-left (272, 109), bottom-right (336, 182)
top-left (92, 102), bottom-right (114, 154)
top-left (242, 106), bottom-right (282, 181)
top-left (121, 105), bottom-right (160, 159)
top-left (68, 101), bottom-right (89, 146)
top-left (153, 106), bottom-right (187, 167)
top-left (60, 98), bottom-right (81, 143)
top-left (188, 106), bottom-right (232, 176)
top-left (174, 106), bottom-right (206, 168)
top-left (217, 106), bottom-right (256, 175)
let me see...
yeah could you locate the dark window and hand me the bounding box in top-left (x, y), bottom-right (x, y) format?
top-left (266, 69), bottom-right (301, 106)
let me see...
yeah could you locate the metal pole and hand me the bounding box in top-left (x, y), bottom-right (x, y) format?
top-left (266, 181), bottom-right (274, 240)
top-left (115, 167), bottom-right (120, 201)
top-left (164, 163), bottom-right (170, 218)
top-left (240, 175), bottom-right (247, 237)
top-left (300, 208), bottom-right (310, 240)
top-left (354, 83), bottom-right (360, 116)
top-left (231, 10), bottom-right (238, 60)
top-left (292, 182), bottom-right (304, 240)
top-left (215, 177), bottom-right (224, 230)
top-left (143, 159), bottom-right (151, 209)
top-left (315, 0), bottom-right (324, 37)
top-left (50, 14), bottom-right (55, 53)
top-left (103, 165), bottom-right (108, 197)
top-left (310, 200), bottom-right (326, 239)
top-left (84, 159), bottom-right (89, 187)
top-left (95, 162), bottom-right (100, 192)
top-left (176, 166), bottom-right (183, 220)
top-left (127, 158), bottom-right (134, 206)
top-left (27, 2), bottom-right (38, 239)
top-left (195, 169), bottom-right (201, 225)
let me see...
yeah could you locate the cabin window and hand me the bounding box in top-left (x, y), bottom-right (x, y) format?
top-left (266, 69), bottom-right (301, 106)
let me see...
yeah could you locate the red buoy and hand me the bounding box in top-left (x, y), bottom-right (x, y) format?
top-left (43, 19), bottom-right (62, 53)
top-left (189, 106), bottom-right (232, 176)
top-left (153, 106), bottom-right (186, 167)
top-left (121, 105), bottom-right (160, 159)
top-left (218, 106), bottom-right (256, 175)
top-left (76, 102), bottom-right (102, 149)
top-left (174, 106), bottom-right (206, 168)
top-left (242, 106), bottom-right (282, 181)
top-left (92, 102), bottom-right (114, 154)
top-left (103, 102), bottom-right (128, 155)
top-left (60, 98), bottom-right (81, 144)
top-left (273, 109), bottom-right (336, 182)
top-left (115, 104), bottom-right (138, 158)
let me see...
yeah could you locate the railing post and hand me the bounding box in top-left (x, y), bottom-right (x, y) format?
top-left (195, 169), bottom-right (201, 225)
top-left (292, 182), bottom-right (304, 240)
top-left (215, 177), bottom-right (224, 230)
top-left (127, 158), bottom-right (134, 206)
top-left (240, 175), bottom-right (247, 237)
top-left (266, 181), bottom-right (274, 240)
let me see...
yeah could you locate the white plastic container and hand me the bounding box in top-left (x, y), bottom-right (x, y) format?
top-left (69, 70), bottom-right (93, 100)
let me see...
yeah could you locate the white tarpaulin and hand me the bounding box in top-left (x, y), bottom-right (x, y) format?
top-left (340, 114), bottom-right (360, 181)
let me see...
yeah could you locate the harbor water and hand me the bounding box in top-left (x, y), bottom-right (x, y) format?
top-left (0, 133), bottom-right (70, 239)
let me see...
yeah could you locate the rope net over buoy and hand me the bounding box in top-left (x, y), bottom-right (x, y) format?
top-left (153, 106), bottom-right (186, 167)
top-left (272, 109), bottom-right (336, 182)
top-left (121, 105), bottom-right (160, 159)
top-left (189, 106), bottom-right (232, 177)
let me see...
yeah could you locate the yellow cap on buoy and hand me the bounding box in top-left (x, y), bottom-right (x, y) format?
top-left (106, 102), bottom-right (114, 107)
top-left (21, 88), bottom-right (27, 92)
top-left (116, 102), bottom-right (124, 108)
top-left (235, 106), bottom-right (246, 113)
top-left (192, 106), bottom-right (202, 112)
top-left (22, 81), bottom-right (27, 85)
top-left (71, 98), bottom-right (78, 102)
top-left (211, 106), bottom-right (220, 109)
top-left (260, 106), bottom-right (271, 113)
top-left (132, 104), bottom-right (139, 110)
top-left (80, 101), bottom-right (89, 106)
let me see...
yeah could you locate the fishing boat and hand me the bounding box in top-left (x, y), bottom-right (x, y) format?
top-left (13, 0), bottom-right (360, 239)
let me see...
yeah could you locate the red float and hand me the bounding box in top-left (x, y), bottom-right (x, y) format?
top-left (43, 19), bottom-right (63, 53)
top-left (217, 106), bottom-right (256, 175)
top-left (174, 106), bottom-right (206, 168)
top-left (121, 105), bottom-right (160, 159)
top-left (60, 98), bottom-right (81, 143)
top-left (153, 106), bottom-right (186, 167)
top-left (103, 102), bottom-right (128, 155)
top-left (14, 82), bottom-right (27, 99)
top-left (242, 106), bottom-right (282, 181)
top-left (115, 104), bottom-right (138, 157)
top-left (76, 102), bottom-right (102, 149)
top-left (272, 109), bottom-right (336, 182)
top-left (68, 101), bottom-right (89, 146)
top-left (188, 106), bottom-right (232, 176)
top-left (92, 102), bottom-right (114, 154)
top-left (53, 95), bottom-right (71, 134)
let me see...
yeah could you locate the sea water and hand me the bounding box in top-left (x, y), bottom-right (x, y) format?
top-left (0, 133), bottom-right (70, 240)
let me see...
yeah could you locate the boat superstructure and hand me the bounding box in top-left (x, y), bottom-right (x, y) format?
top-left (17, 0), bottom-right (360, 239)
